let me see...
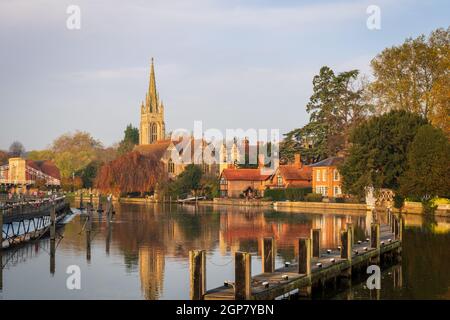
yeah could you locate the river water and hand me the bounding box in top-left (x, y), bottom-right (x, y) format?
top-left (1, 203), bottom-right (449, 299)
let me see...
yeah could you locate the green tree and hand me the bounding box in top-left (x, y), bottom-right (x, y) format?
top-left (399, 125), bottom-right (450, 200)
top-left (118, 124), bottom-right (140, 155)
top-left (281, 66), bottom-right (372, 163)
top-left (51, 131), bottom-right (103, 178)
top-left (168, 164), bottom-right (203, 198)
top-left (27, 150), bottom-right (55, 161)
top-left (370, 27), bottom-right (450, 136)
top-left (339, 110), bottom-right (427, 197)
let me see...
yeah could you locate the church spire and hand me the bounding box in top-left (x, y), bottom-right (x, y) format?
top-left (148, 57), bottom-right (158, 112)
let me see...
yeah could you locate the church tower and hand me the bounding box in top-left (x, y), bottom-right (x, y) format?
top-left (140, 58), bottom-right (166, 145)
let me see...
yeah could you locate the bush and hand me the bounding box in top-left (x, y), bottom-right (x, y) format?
top-left (335, 197), bottom-right (345, 203)
top-left (305, 193), bottom-right (323, 202)
top-left (264, 187), bottom-right (312, 201)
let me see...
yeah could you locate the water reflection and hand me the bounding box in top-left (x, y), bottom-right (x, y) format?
top-left (1, 203), bottom-right (449, 300)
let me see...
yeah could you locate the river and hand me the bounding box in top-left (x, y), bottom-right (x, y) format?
top-left (1, 203), bottom-right (449, 299)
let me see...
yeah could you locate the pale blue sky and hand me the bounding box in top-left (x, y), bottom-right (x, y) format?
top-left (0, 0), bottom-right (448, 150)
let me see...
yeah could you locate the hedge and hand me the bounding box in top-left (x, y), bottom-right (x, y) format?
top-left (264, 187), bottom-right (312, 201)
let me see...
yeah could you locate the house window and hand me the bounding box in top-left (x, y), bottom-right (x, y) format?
top-left (334, 186), bottom-right (341, 196)
top-left (333, 169), bottom-right (340, 181)
top-left (316, 170), bottom-right (321, 182)
top-left (277, 175), bottom-right (283, 187)
top-left (322, 169), bottom-right (327, 181)
top-left (315, 186), bottom-right (328, 196)
top-left (220, 177), bottom-right (227, 185)
top-left (168, 159), bottom-right (175, 174)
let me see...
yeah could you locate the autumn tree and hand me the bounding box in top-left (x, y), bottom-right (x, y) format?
top-left (339, 110), bottom-right (427, 197)
top-left (96, 151), bottom-right (163, 196)
top-left (370, 27), bottom-right (450, 136)
top-left (399, 125), bottom-right (450, 200)
top-left (281, 67), bottom-right (373, 163)
top-left (0, 150), bottom-right (8, 165)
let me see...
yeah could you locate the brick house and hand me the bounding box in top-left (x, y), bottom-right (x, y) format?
top-left (310, 156), bottom-right (344, 198)
top-left (267, 154), bottom-right (312, 189)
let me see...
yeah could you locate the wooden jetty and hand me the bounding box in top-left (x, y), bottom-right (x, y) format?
top-left (189, 210), bottom-right (403, 300)
top-left (1, 196), bottom-right (70, 249)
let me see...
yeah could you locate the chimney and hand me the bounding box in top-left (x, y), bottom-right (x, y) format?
top-left (294, 153), bottom-right (302, 168)
top-left (258, 154), bottom-right (265, 169)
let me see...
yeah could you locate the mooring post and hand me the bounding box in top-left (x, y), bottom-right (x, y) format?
top-left (370, 223), bottom-right (380, 249)
top-left (391, 214), bottom-right (396, 234)
top-left (346, 222), bottom-right (354, 245)
top-left (50, 238), bottom-right (56, 275)
top-left (235, 251), bottom-right (251, 300)
top-left (89, 193), bottom-right (93, 211)
top-left (399, 216), bottom-right (404, 242)
top-left (189, 250), bottom-right (206, 300)
top-left (50, 203), bottom-right (56, 241)
top-left (0, 248), bottom-right (3, 290)
top-left (340, 230), bottom-right (352, 262)
top-left (262, 237), bottom-right (275, 273)
top-left (394, 216), bottom-right (399, 239)
top-left (79, 192), bottom-right (84, 210)
top-left (86, 214), bottom-right (92, 262)
top-left (0, 208), bottom-right (3, 246)
top-left (97, 194), bottom-right (103, 212)
top-left (298, 237), bottom-right (311, 275)
top-left (311, 228), bottom-right (321, 258)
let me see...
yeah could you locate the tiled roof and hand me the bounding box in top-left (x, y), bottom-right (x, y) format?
top-left (26, 160), bottom-right (61, 180)
top-left (221, 168), bottom-right (271, 181)
top-left (133, 140), bottom-right (172, 159)
top-left (309, 156), bottom-right (344, 167)
top-left (278, 165), bottom-right (312, 181)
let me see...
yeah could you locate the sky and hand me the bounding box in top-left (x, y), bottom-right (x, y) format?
top-left (0, 0), bottom-right (449, 151)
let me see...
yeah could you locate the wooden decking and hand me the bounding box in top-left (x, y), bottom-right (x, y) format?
top-left (197, 214), bottom-right (402, 300)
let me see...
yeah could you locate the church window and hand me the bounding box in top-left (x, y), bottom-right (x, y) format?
top-left (168, 159), bottom-right (175, 174)
top-left (150, 123), bottom-right (158, 143)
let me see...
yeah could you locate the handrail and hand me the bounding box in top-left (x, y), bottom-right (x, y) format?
top-left (0, 196), bottom-right (67, 217)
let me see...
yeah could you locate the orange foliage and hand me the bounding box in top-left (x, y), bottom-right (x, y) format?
top-left (95, 151), bottom-right (164, 196)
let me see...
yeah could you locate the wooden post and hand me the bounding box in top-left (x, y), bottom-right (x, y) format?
top-left (370, 223), bottom-right (380, 249)
top-left (262, 237), bottom-right (275, 273)
top-left (97, 194), bottom-right (103, 212)
top-left (394, 217), bottom-right (400, 240)
top-left (189, 250), bottom-right (206, 300)
top-left (86, 215), bottom-right (92, 263)
top-left (89, 193), bottom-right (93, 210)
top-left (0, 208), bottom-right (3, 247)
top-left (391, 215), bottom-right (396, 234)
top-left (399, 216), bottom-right (404, 241)
top-left (340, 230), bottom-right (352, 262)
top-left (0, 248), bottom-right (3, 290)
top-left (346, 222), bottom-right (354, 245)
top-left (298, 238), bottom-right (311, 275)
top-left (79, 192), bottom-right (84, 210)
top-left (50, 204), bottom-right (56, 241)
top-left (311, 228), bottom-right (321, 258)
top-left (50, 238), bottom-right (56, 275)
top-left (235, 251), bottom-right (251, 300)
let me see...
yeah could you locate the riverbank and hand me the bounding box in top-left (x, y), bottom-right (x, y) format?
top-left (71, 196), bottom-right (449, 217)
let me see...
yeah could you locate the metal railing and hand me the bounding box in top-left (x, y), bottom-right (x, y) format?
top-left (1, 196), bottom-right (66, 218)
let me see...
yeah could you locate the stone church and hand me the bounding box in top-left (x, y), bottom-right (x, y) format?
top-left (139, 58), bottom-right (166, 144)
